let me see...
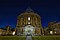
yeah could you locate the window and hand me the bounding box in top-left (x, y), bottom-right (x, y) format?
top-left (55, 31), bottom-right (56, 34)
top-left (28, 17), bottom-right (30, 21)
top-left (28, 22), bottom-right (30, 24)
top-left (50, 31), bottom-right (53, 34)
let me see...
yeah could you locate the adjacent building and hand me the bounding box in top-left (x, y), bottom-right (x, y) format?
top-left (48, 21), bottom-right (60, 35)
top-left (0, 26), bottom-right (15, 36)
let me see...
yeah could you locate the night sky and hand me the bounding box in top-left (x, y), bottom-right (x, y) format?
top-left (0, 0), bottom-right (60, 28)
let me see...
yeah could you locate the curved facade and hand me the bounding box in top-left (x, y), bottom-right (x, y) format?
top-left (16, 8), bottom-right (44, 36)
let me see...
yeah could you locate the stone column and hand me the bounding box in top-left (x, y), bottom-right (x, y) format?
top-left (31, 17), bottom-right (33, 24)
top-left (24, 17), bottom-right (25, 26)
top-left (41, 28), bottom-right (44, 35)
top-left (36, 17), bottom-right (37, 27)
top-left (33, 16), bottom-right (35, 27)
top-left (37, 28), bottom-right (41, 35)
top-left (26, 16), bottom-right (27, 25)
top-left (21, 18), bottom-right (22, 27)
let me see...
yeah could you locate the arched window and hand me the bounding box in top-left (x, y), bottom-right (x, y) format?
top-left (28, 17), bottom-right (30, 21)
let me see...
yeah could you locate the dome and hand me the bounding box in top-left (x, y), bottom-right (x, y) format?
top-left (17, 8), bottom-right (41, 27)
top-left (18, 8), bottom-right (41, 20)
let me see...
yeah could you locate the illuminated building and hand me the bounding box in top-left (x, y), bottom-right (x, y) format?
top-left (0, 26), bottom-right (16, 36)
top-left (48, 21), bottom-right (60, 35)
top-left (16, 8), bottom-right (44, 36)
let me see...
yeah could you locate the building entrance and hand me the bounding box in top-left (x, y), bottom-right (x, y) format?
top-left (23, 25), bottom-right (35, 36)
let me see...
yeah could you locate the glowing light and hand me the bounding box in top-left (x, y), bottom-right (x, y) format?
top-left (50, 31), bottom-right (53, 34)
top-left (28, 17), bottom-right (30, 20)
top-left (55, 32), bottom-right (56, 33)
top-left (28, 22), bottom-right (30, 24)
top-left (12, 31), bottom-right (15, 35)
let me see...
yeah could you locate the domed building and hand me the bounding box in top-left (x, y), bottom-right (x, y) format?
top-left (16, 8), bottom-right (44, 36)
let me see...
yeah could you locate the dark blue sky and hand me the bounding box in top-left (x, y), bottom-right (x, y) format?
top-left (0, 0), bottom-right (60, 28)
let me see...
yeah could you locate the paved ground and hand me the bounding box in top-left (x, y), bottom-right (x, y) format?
top-left (26, 36), bottom-right (32, 40)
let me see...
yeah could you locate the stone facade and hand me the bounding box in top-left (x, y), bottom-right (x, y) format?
top-left (16, 8), bottom-right (44, 36)
top-left (48, 21), bottom-right (60, 35)
top-left (0, 26), bottom-right (15, 36)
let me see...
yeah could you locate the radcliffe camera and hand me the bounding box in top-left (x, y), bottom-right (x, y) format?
top-left (0, 0), bottom-right (60, 40)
